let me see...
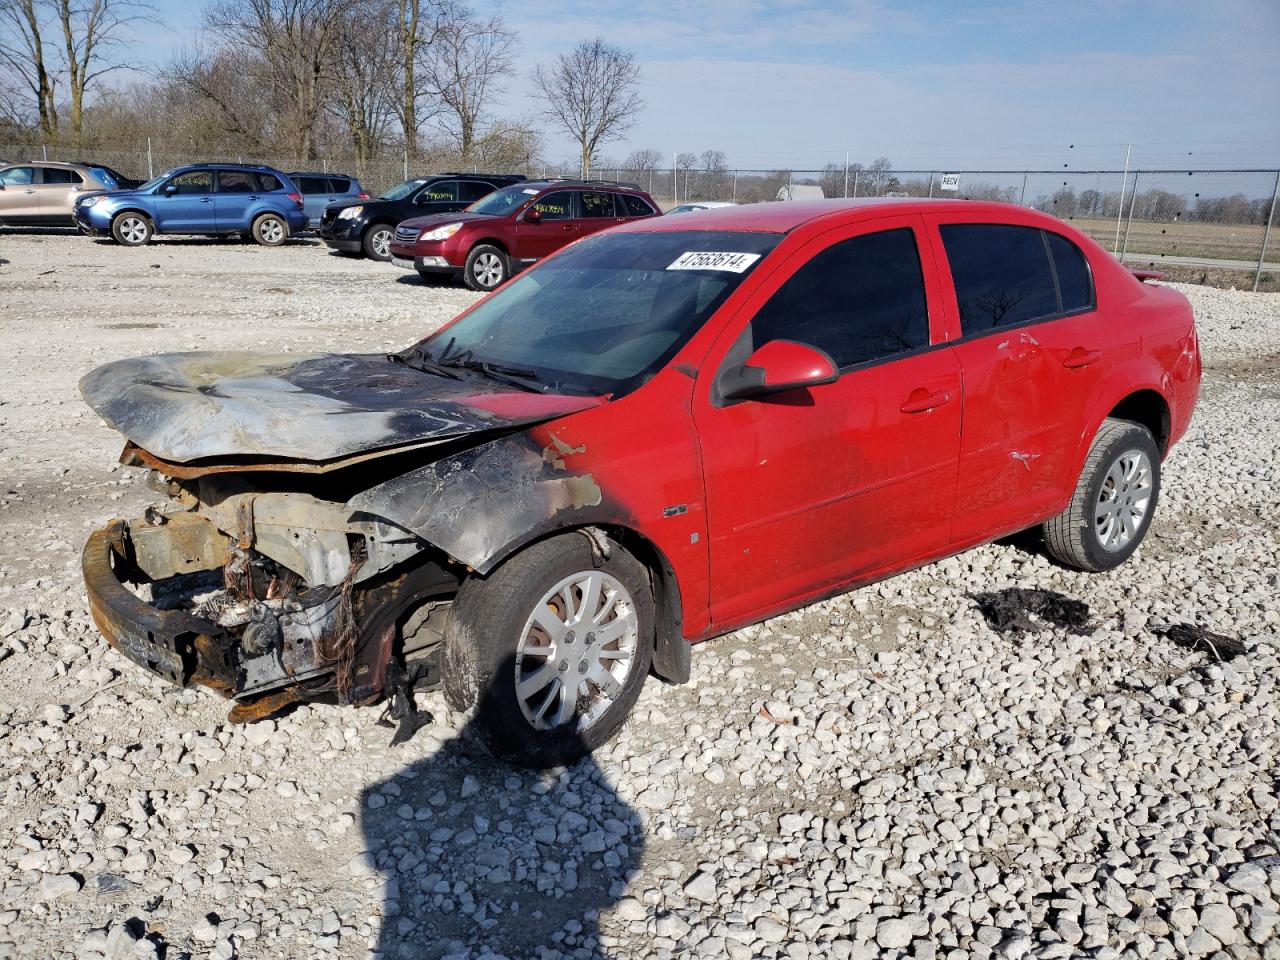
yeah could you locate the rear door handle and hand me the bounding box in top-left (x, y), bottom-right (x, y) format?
top-left (200, 197), bottom-right (212, 203)
top-left (1063, 348), bottom-right (1103, 368)
top-left (900, 388), bottom-right (953, 414)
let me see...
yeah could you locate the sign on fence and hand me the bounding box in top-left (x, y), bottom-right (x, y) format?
top-left (940, 173), bottom-right (961, 192)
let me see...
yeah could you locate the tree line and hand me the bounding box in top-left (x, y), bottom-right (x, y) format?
top-left (0, 0), bottom-right (644, 176)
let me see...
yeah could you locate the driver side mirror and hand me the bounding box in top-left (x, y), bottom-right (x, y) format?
top-left (523, 206), bottom-right (542, 223)
top-left (163, 183), bottom-right (178, 195)
top-left (719, 340), bottom-right (839, 401)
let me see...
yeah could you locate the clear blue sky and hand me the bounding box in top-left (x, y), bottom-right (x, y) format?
top-left (123, 0), bottom-right (1279, 169)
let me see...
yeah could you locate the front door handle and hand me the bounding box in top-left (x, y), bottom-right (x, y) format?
top-left (900, 388), bottom-right (953, 414)
top-left (23, 189), bottom-right (36, 194)
top-left (1063, 348), bottom-right (1103, 369)
top-left (200, 197), bottom-right (213, 203)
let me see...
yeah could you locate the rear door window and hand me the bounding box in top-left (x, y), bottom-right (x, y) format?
top-left (621, 194), bottom-right (655, 217)
top-left (217, 170), bottom-right (257, 193)
top-left (1046, 232), bottom-right (1094, 313)
top-left (751, 227), bottom-right (931, 368)
top-left (458, 181), bottom-right (494, 203)
top-left (40, 167), bottom-right (83, 184)
top-left (530, 190), bottom-right (574, 220)
top-left (940, 224), bottom-right (1060, 334)
top-left (580, 191), bottom-right (618, 218)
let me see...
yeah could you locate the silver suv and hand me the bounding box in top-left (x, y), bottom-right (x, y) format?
top-left (0, 161), bottom-right (122, 227)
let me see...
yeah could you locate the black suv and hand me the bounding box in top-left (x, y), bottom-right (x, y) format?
top-left (319, 172), bottom-right (525, 261)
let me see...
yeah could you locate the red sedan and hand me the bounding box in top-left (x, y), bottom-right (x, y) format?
top-left (81, 199), bottom-right (1200, 766)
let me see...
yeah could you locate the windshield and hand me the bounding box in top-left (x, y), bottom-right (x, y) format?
top-left (380, 179), bottom-right (426, 201)
top-left (466, 184), bottom-right (537, 216)
top-left (411, 229), bottom-right (782, 396)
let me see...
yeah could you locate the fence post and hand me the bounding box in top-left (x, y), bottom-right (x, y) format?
top-left (1255, 169), bottom-right (1280, 292)
top-left (1114, 142), bottom-right (1132, 252)
top-left (146, 138), bottom-right (154, 179)
top-left (852, 170), bottom-right (859, 198)
top-left (1120, 172), bottom-right (1139, 262)
top-left (926, 172), bottom-right (935, 197)
top-left (403, 149), bottom-right (408, 181)
top-left (672, 154), bottom-right (677, 206)
top-left (1019, 171), bottom-right (1028, 206)
top-left (732, 170), bottom-right (738, 203)
top-left (42, 144), bottom-right (48, 160)
top-left (844, 152), bottom-right (849, 198)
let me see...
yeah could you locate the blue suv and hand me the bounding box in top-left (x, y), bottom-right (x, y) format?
top-left (73, 163), bottom-right (308, 246)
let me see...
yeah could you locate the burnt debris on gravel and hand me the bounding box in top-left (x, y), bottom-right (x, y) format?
top-left (1154, 621), bottom-right (1248, 660)
top-left (971, 587), bottom-right (1094, 636)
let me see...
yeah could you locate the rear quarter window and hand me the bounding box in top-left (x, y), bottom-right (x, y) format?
top-left (258, 173), bottom-right (284, 191)
top-left (1046, 232), bottom-right (1094, 313)
top-left (621, 194), bottom-right (655, 217)
top-left (940, 223), bottom-right (1060, 334)
top-left (40, 167), bottom-right (83, 185)
top-left (327, 177), bottom-right (351, 193)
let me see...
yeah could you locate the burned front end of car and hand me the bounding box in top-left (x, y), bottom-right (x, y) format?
top-left (83, 469), bottom-right (457, 720)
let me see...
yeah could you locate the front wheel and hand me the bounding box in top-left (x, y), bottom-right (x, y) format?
top-left (362, 223), bottom-right (392, 260)
top-left (111, 213), bottom-right (152, 246)
top-left (1042, 418), bottom-right (1161, 571)
top-left (463, 244), bottom-right (509, 292)
top-left (252, 214), bottom-right (287, 246)
top-left (442, 534), bottom-right (654, 767)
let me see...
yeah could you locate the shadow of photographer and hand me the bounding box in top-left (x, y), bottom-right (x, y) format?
top-left (359, 655), bottom-right (645, 959)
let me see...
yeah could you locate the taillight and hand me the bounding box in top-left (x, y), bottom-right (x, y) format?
top-left (358, 191), bottom-right (370, 200)
top-left (288, 191), bottom-right (304, 208)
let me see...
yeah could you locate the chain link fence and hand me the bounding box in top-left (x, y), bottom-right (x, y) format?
top-left (4, 143), bottom-right (1278, 290)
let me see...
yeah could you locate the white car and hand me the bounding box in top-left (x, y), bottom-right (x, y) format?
top-left (666, 201), bottom-right (738, 214)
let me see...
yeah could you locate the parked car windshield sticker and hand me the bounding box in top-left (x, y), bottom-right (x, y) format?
top-left (667, 251), bottom-right (761, 273)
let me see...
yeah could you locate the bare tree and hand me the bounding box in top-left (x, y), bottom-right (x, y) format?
top-left (204, 0), bottom-right (356, 159)
top-left (329, 0), bottom-right (399, 163)
top-left (171, 45), bottom-right (276, 153)
top-left (52, 0), bottom-right (152, 138)
top-left (0, 0), bottom-right (58, 136)
top-left (676, 150), bottom-right (696, 200)
top-left (392, 0), bottom-right (452, 161)
top-left (622, 147), bottom-right (661, 176)
top-left (699, 148), bottom-right (727, 199)
top-left (531, 37), bottom-right (642, 178)
top-left (420, 6), bottom-right (513, 163)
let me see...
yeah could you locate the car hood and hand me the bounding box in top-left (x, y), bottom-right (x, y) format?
top-left (396, 211), bottom-right (498, 231)
top-left (79, 351), bottom-right (603, 466)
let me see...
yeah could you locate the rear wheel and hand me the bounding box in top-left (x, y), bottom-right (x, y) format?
top-left (442, 534), bottom-right (653, 767)
top-left (1043, 418), bottom-right (1160, 571)
top-left (362, 223), bottom-right (392, 260)
top-left (252, 213), bottom-right (287, 246)
top-left (463, 244), bottom-right (509, 291)
top-left (111, 213), bottom-right (152, 246)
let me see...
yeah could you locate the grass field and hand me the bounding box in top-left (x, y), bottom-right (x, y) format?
top-left (1070, 216), bottom-right (1271, 262)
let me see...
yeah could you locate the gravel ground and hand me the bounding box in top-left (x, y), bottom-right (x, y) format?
top-left (0, 230), bottom-right (1277, 960)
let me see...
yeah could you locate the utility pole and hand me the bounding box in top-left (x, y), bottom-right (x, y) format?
top-left (1114, 142), bottom-right (1131, 253)
top-left (1255, 169), bottom-right (1280, 292)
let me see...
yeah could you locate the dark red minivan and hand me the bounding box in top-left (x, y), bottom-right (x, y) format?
top-left (387, 179), bottom-right (661, 290)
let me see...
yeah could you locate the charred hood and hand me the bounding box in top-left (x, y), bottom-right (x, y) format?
top-left (80, 351), bottom-right (601, 465)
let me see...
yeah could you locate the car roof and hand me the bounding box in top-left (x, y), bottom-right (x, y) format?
top-left (621, 198), bottom-right (1070, 234)
top-left (4, 160), bottom-right (94, 170)
top-left (288, 170), bottom-right (351, 178)
top-left (518, 179), bottom-right (646, 194)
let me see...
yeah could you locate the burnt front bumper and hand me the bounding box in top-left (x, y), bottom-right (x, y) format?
top-left (82, 520), bottom-right (235, 693)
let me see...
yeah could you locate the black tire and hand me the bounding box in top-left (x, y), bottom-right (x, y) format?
top-left (111, 212), bottom-right (152, 246)
top-left (442, 534), bottom-right (654, 768)
top-left (251, 213), bottom-right (288, 246)
top-left (463, 244), bottom-right (509, 292)
top-left (1043, 418), bottom-right (1161, 572)
top-left (362, 223), bottom-right (393, 261)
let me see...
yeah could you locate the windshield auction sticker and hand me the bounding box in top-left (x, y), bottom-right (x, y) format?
top-left (667, 251), bottom-right (761, 273)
